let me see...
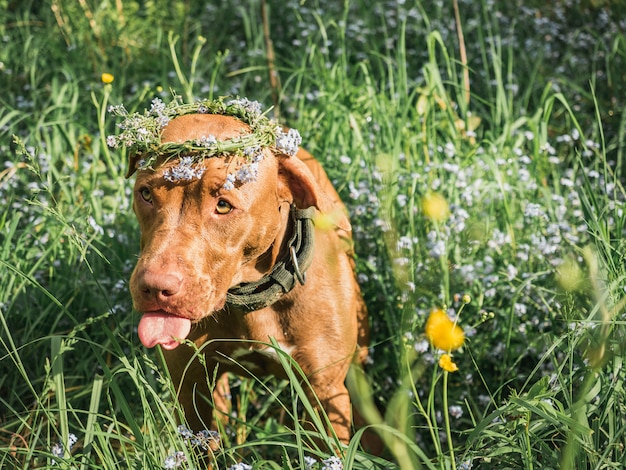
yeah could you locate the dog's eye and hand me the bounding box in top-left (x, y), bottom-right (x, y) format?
top-left (215, 199), bottom-right (233, 214)
top-left (139, 187), bottom-right (152, 203)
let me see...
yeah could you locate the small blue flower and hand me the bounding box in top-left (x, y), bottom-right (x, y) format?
top-left (196, 135), bottom-right (217, 148)
top-left (235, 162), bottom-right (260, 185)
top-left (227, 463), bottom-right (252, 470)
top-left (458, 460), bottom-right (473, 470)
top-left (51, 442), bottom-right (64, 459)
top-left (107, 104), bottom-right (127, 116)
top-left (50, 433), bottom-right (78, 464)
top-left (190, 429), bottom-right (220, 450)
top-left (164, 157), bottom-right (206, 183)
top-left (163, 451), bottom-right (187, 469)
top-left (243, 146), bottom-right (264, 162)
top-left (177, 425), bottom-right (193, 440)
top-left (149, 98), bottom-right (166, 116)
top-left (228, 98), bottom-right (263, 116)
top-left (321, 456), bottom-right (343, 470)
top-left (106, 135), bottom-right (119, 148)
top-left (223, 173), bottom-right (236, 190)
top-left (275, 128), bottom-right (302, 157)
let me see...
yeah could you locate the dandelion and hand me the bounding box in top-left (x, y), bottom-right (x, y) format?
top-left (101, 72), bottom-right (114, 84)
top-left (439, 353), bottom-right (459, 372)
top-left (425, 308), bottom-right (465, 352)
top-left (421, 191), bottom-right (450, 222)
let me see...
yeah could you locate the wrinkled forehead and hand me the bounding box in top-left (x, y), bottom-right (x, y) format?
top-left (134, 148), bottom-right (277, 194)
top-left (161, 114), bottom-right (250, 143)
top-left (133, 156), bottom-right (227, 187)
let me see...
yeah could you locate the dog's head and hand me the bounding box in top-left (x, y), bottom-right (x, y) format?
top-left (127, 114), bottom-right (346, 349)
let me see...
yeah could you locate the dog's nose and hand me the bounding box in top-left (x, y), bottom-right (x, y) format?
top-left (139, 271), bottom-right (183, 301)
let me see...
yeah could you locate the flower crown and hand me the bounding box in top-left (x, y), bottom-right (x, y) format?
top-left (106, 95), bottom-right (301, 188)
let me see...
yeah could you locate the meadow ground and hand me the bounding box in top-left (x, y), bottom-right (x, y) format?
top-left (1, 1), bottom-right (625, 468)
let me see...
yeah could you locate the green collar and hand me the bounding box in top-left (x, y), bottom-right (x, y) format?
top-left (226, 206), bottom-right (315, 312)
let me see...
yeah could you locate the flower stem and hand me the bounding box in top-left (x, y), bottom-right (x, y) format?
top-left (91, 85), bottom-right (117, 176)
top-left (442, 370), bottom-right (456, 468)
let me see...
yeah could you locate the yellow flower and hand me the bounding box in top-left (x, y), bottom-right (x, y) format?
top-left (101, 73), bottom-right (114, 84)
top-left (421, 192), bottom-right (449, 222)
top-left (439, 353), bottom-right (458, 372)
top-left (425, 308), bottom-right (465, 352)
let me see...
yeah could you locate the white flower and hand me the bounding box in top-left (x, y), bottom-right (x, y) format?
top-left (223, 173), bottom-right (236, 190)
top-left (163, 451), bottom-right (187, 469)
top-left (396, 235), bottom-right (414, 251)
top-left (449, 405), bottom-right (463, 419)
top-left (275, 127), bottom-right (302, 156)
top-left (235, 162), bottom-right (260, 184)
top-left (164, 157), bottom-right (206, 182)
top-left (227, 464), bottom-right (253, 470)
top-left (177, 425), bottom-right (193, 439)
top-left (228, 97), bottom-right (263, 115)
top-left (243, 145), bottom-right (264, 162)
top-left (304, 455), bottom-right (317, 469)
top-left (106, 135), bottom-right (118, 148)
top-left (51, 442), bottom-right (64, 459)
top-left (149, 97), bottom-right (166, 116)
top-left (195, 135), bottom-right (217, 147)
top-left (524, 202), bottom-right (546, 218)
top-left (321, 456), bottom-right (343, 470)
top-left (429, 239), bottom-right (446, 258)
top-left (414, 339), bottom-right (429, 353)
top-left (190, 429), bottom-right (220, 450)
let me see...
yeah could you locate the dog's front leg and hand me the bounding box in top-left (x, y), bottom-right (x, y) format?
top-left (308, 368), bottom-right (353, 445)
top-left (162, 346), bottom-right (218, 433)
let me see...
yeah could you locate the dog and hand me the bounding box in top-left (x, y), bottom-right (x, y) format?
top-left (126, 112), bottom-right (369, 445)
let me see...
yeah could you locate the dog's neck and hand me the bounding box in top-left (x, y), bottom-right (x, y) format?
top-left (257, 201), bottom-right (293, 274)
top-left (226, 204), bottom-right (316, 312)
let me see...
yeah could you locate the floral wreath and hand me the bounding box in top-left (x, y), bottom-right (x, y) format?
top-left (106, 94), bottom-right (301, 189)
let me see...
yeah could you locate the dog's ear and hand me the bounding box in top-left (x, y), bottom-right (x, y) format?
top-left (125, 153), bottom-right (144, 178)
top-left (277, 155), bottom-right (351, 232)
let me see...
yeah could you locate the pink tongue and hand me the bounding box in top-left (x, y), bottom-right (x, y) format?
top-left (138, 312), bottom-right (191, 349)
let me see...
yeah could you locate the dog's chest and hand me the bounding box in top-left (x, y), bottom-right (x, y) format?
top-left (215, 340), bottom-right (296, 378)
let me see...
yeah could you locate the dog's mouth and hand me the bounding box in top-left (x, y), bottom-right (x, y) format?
top-left (137, 310), bottom-right (192, 350)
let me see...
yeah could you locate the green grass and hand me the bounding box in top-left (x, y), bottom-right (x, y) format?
top-left (1, 0), bottom-right (626, 468)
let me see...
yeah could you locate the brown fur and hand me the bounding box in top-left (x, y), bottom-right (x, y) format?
top-left (128, 114), bottom-right (369, 444)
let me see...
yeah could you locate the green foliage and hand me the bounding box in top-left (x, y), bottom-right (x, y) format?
top-left (1, 0), bottom-right (625, 469)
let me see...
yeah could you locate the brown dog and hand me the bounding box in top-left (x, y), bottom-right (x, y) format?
top-left (126, 113), bottom-right (369, 444)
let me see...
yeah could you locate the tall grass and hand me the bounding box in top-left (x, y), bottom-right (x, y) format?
top-left (1, 0), bottom-right (625, 468)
